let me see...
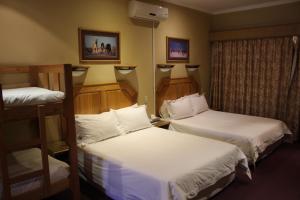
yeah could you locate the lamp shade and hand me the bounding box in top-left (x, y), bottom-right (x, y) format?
top-left (115, 65), bottom-right (136, 75)
top-left (185, 64), bottom-right (199, 72)
top-left (72, 66), bottom-right (89, 77)
top-left (157, 64), bottom-right (174, 72)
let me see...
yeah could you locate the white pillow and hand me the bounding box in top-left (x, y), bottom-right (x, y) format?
top-left (189, 94), bottom-right (209, 115)
top-left (113, 105), bottom-right (152, 133)
top-left (166, 97), bottom-right (193, 120)
top-left (75, 112), bottom-right (123, 144)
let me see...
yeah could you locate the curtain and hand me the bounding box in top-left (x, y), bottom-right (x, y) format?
top-left (210, 37), bottom-right (300, 141)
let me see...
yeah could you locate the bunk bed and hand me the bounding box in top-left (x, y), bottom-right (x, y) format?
top-left (0, 64), bottom-right (80, 199)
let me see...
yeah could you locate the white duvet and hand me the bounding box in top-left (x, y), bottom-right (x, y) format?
top-left (0, 148), bottom-right (69, 197)
top-left (78, 127), bottom-right (250, 200)
top-left (169, 110), bottom-right (292, 163)
top-left (2, 87), bottom-right (64, 106)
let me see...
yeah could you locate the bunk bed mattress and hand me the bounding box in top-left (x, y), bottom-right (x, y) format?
top-left (0, 148), bottom-right (69, 197)
top-left (169, 110), bottom-right (292, 163)
top-left (2, 87), bottom-right (64, 106)
top-left (78, 127), bottom-right (251, 200)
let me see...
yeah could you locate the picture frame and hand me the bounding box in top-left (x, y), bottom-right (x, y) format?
top-left (166, 37), bottom-right (189, 63)
top-left (79, 28), bottom-right (120, 63)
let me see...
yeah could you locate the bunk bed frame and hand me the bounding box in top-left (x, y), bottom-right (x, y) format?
top-left (0, 64), bottom-right (80, 199)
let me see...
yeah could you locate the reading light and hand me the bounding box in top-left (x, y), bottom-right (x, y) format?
top-left (115, 65), bottom-right (136, 75)
top-left (157, 64), bottom-right (174, 72)
top-left (72, 66), bottom-right (89, 77)
top-left (185, 64), bottom-right (200, 72)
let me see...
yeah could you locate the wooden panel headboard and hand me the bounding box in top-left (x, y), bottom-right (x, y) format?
top-left (73, 81), bottom-right (137, 114)
top-left (156, 77), bottom-right (199, 114)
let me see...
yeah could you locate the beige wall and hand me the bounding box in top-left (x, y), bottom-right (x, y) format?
top-left (211, 2), bottom-right (300, 31)
top-left (0, 0), bottom-right (210, 115)
top-left (155, 2), bottom-right (211, 99)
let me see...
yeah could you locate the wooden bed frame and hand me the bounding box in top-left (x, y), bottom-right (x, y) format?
top-left (0, 64), bottom-right (80, 200)
top-left (73, 81), bottom-right (137, 114)
top-left (156, 77), bottom-right (285, 165)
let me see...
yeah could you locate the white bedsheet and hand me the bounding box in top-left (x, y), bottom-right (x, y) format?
top-left (78, 127), bottom-right (250, 200)
top-left (169, 110), bottom-right (292, 163)
top-left (2, 87), bottom-right (64, 106)
top-left (0, 148), bottom-right (69, 197)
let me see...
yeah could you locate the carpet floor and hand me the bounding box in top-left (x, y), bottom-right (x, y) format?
top-left (50, 143), bottom-right (300, 200)
top-left (212, 143), bottom-right (300, 200)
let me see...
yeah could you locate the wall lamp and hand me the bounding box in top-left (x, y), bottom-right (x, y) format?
top-left (72, 66), bottom-right (89, 77)
top-left (115, 65), bottom-right (137, 75)
top-left (157, 64), bottom-right (174, 72)
top-left (185, 64), bottom-right (200, 72)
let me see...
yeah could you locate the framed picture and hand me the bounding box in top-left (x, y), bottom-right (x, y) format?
top-left (79, 28), bottom-right (120, 63)
top-left (166, 37), bottom-right (189, 63)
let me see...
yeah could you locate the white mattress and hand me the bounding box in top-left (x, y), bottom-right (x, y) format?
top-left (0, 148), bottom-right (69, 197)
top-left (78, 127), bottom-right (251, 200)
top-left (169, 110), bottom-right (292, 163)
top-left (2, 87), bottom-right (64, 106)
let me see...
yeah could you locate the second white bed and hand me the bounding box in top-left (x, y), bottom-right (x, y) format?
top-left (78, 127), bottom-right (251, 200)
top-left (169, 110), bottom-right (291, 164)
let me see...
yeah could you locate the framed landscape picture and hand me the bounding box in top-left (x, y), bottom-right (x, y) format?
top-left (166, 37), bottom-right (189, 63)
top-left (79, 28), bottom-right (120, 63)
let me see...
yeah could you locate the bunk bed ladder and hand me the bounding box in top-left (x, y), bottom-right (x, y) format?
top-left (37, 105), bottom-right (51, 196)
top-left (0, 89), bottom-right (51, 199)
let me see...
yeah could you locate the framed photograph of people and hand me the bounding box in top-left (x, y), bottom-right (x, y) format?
top-left (79, 28), bottom-right (120, 63)
top-left (166, 37), bottom-right (189, 63)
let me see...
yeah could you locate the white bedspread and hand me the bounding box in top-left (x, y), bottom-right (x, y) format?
top-left (169, 110), bottom-right (291, 163)
top-left (78, 127), bottom-right (250, 200)
top-left (2, 87), bottom-right (64, 106)
top-left (0, 148), bottom-right (69, 197)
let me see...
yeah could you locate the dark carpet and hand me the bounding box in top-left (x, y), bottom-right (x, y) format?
top-left (212, 143), bottom-right (300, 200)
top-left (50, 143), bottom-right (300, 200)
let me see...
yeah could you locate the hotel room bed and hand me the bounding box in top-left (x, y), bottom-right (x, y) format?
top-left (78, 126), bottom-right (251, 200)
top-left (0, 148), bottom-right (70, 198)
top-left (156, 78), bottom-right (292, 165)
top-left (169, 110), bottom-right (291, 164)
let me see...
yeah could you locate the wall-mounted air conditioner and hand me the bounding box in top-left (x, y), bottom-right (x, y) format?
top-left (128, 0), bottom-right (168, 22)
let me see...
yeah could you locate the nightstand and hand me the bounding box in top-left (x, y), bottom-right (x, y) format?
top-left (152, 120), bottom-right (170, 129)
top-left (48, 141), bottom-right (69, 162)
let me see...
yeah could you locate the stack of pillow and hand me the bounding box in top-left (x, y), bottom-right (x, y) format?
top-left (75, 104), bottom-right (152, 146)
top-left (160, 93), bottom-right (209, 120)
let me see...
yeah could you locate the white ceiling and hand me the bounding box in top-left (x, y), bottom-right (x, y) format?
top-left (161, 0), bottom-right (300, 14)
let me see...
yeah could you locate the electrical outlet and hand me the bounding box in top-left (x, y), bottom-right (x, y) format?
top-left (144, 96), bottom-right (148, 105)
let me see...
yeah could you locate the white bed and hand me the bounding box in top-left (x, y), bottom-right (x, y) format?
top-left (0, 148), bottom-right (69, 198)
top-left (78, 127), bottom-right (251, 200)
top-left (2, 87), bottom-right (64, 106)
top-left (169, 110), bottom-right (291, 164)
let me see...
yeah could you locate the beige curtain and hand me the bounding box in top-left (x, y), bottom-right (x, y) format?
top-left (210, 37), bottom-right (300, 140)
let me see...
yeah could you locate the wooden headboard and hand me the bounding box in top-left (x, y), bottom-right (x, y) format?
top-left (156, 77), bottom-right (199, 114)
top-left (74, 81), bottom-right (137, 114)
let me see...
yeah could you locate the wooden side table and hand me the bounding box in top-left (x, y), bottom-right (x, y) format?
top-left (48, 141), bottom-right (70, 162)
top-left (152, 120), bottom-right (170, 129)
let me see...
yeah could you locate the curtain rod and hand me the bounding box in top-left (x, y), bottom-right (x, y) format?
top-left (210, 23), bottom-right (300, 41)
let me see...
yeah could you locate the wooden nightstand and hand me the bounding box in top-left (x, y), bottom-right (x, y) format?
top-left (48, 141), bottom-right (70, 162)
top-left (152, 120), bottom-right (170, 129)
